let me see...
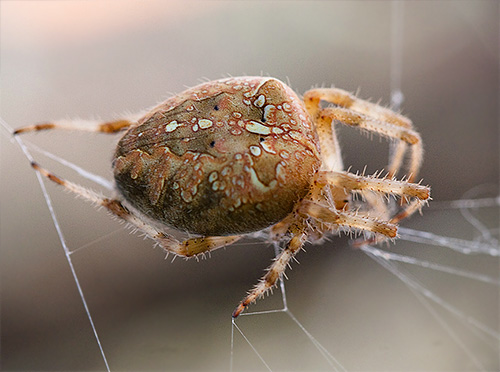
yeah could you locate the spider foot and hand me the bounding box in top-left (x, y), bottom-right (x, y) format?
top-left (232, 302), bottom-right (249, 318)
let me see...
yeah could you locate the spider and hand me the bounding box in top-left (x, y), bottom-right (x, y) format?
top-left (14, 76), bottom-right (430, 318)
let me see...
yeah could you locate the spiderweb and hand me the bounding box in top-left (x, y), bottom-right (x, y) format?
top-left (1, 1), bottom-right (499, 371)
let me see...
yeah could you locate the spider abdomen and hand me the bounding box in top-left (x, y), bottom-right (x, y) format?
top-left (113, 77), bottom-right (322, 236)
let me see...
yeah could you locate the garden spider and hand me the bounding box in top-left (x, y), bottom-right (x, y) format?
top-left (14, 76), bottom-right (429, 317)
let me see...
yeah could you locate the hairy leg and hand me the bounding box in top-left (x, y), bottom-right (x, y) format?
top-left (318, 170), bottom-right (429, 238)
top-left (304, 88), bottom-right (422, 181)
top-left (301, 201), bottom-right (398, 238)
top-left (31, 161), bottom-right (241, 257)
top-left (14, 117), bottom-right (137, 135)
top-left (233, 222), bottom-right (307, 318)
top-left (320, 171), bottom-right (430, 200)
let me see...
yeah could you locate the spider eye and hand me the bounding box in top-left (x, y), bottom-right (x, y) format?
top-left (209, 140), bottom-right (216, 148)
top-left (213, 105), bottom-right (219, 111)
top-left (259, 137), bottom-right (265, 142)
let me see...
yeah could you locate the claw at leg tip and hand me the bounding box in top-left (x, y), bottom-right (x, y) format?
top-left (232, 304), bottom-right (245, 318)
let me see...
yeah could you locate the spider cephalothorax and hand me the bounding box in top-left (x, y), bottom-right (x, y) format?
top-left (15, 76), bottom-right (430, 317)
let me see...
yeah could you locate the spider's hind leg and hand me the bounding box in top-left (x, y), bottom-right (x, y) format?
top-left (31, 161), bottom-right (242, 258)
top-left (13, 117), bottom-right (137, 135)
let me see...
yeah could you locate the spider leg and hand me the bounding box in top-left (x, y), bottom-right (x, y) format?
top-left (359, 191), bottom-right (392, 220)
top-left (304, 88), bottom-right (422, 182)
top-left (13, 117), bottom-right (136, 135)
top-left (302, 201), bottom-right (398, 238)
top-left (319, 106), bottom-right (422, 182)
top-left (304, 98), bottom-right (343, 172)
top-left (31, 161), bottom-right (242, 257)
top-left (233, 222), bottom-right (307, 318)
top-left (321, 170), bottom-right (430, 232)
top-left (351, 198), bottom-right (427, 248)
top-left (304, 88), bottom-right (413, 127)
top-left (320, 171), bottom-right (430, 201)
top-left (233, 195), bottom-right (402, 318)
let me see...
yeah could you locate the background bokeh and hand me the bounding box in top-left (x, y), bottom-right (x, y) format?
top-left (1, 1), bottom-right (498, 370)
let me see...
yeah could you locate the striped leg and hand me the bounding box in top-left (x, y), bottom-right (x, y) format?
top-left (264, 201), bottom-right (398, 313)
top-left (352, 199), bottom-right (427, 248)
top-left (321, 171), bottom-right (430, 201)
top-left (319, 171), bottom-right (429, 238)
top-left (303, 96), bottom-right (343, 172)
top-left (304, 88), bottom-right (422, 182)
top-left (31, 162), bottom-right (241, 257)
top-left (233, 222), bottom-right (307, 318)
top-left (13, 118), bottom-right (135, 135)
top-left (302, 201), bottom-right (398, 239)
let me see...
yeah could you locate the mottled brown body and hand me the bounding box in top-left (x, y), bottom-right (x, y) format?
top-left (113, 77), bottom-right (321, 235)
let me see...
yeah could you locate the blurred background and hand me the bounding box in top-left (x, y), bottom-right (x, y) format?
top-left (1, 1), bottom-right (498, 370)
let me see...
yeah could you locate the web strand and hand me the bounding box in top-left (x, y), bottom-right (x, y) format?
top-left (230, 240), bottom-right (346, 371)
top-left (2, 118), bottom-right (111, 372)
top-left (398, 227), bottom-right (499, 256)
top-left (390, 0), bottom-right (405, 111)
top-left (363, 245), bottom-right (497, 369)
top-left (366, 244), bottom-right (500, 285)
top-left (24, 140), bottom-right (114, 191)
top-left (231, 319), bottom-right (273, 372)
top-left (286, 310), bottom-right (347, 372)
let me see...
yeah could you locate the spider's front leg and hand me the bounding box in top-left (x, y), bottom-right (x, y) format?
top-left (233, 222), bottom-right (307, 318)
top-left (31, 162), bottom-right (242, 258)
top-left (304, 88), bottom-right (422, 182)
top-left (317, 170), bottom-right (430, 246)
top-left (321, 171), bottom-right (430, 201)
